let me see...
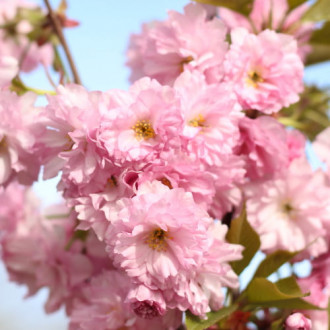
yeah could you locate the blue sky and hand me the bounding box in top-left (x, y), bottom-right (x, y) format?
top-left (1, 0), bottom-right (329, 329)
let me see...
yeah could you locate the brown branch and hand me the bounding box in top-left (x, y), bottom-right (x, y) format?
top-left (43, 0), bottom-right (82, 85)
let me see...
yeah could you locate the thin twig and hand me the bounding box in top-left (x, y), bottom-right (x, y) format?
top-left (43, 0), bottom-right (82, 85)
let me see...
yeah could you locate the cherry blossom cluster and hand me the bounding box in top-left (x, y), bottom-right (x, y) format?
top-left (1, 0), bottom-right (330, 329)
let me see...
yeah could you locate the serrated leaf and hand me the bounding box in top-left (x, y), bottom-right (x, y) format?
top-left (302, 0), bottom-right (330, 22)
top-left (192, 0), bottom-right (253, 16)
top-left (226, 207), bottom-right (260, 275)
top-left (253, 250), bottom-right (298, 278)
top-left (186, 305), bottom-right (238, 330)
top-left (287, 0), bottom-right (308, 10)
top-left (246, 277), bottom-right (322, 310)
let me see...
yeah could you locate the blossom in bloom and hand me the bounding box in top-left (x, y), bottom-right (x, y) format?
top-left (105, 180), bottom-right (242, 316)
top-left (235, 116), bottom-right (289, 180)
top-left (69, 271), bottom-right (182, 330)
top-left (0, 194), bottom-right (112, 314)
top-left (0, 91), bottom-right (41, 187)
top-left (174, 71), bottom-right (242, 166)
top-left (285, 313), bottom-right (312, 330)
top-left (0, 55), bottom-right (18, 87)
top-left (39, 84), bottom-right (116, 204)
top-left (245, 157), bottom-right (330, 257)
top-left (220, 0), bottom-right (315, 60)
top-left (313, 127), bottom-right (330, 177)
top-left (126, 3), bottom-right (228, 85)
top-left (97, 78), bottom-right (183, 166)
top-left (224, 28), bottom-right (304, 113)
top-left (74, 164), bottom-right (135, 240)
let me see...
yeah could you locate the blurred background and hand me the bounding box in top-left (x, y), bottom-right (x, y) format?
top-left (0, 0), bottom-right (329, 329)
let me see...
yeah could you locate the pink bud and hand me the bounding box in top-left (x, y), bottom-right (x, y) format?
top-left (285, 313), bottom-right (311, 330)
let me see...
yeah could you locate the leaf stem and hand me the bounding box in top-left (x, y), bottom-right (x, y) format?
top-left (43, 0), bottom-right (82, 84)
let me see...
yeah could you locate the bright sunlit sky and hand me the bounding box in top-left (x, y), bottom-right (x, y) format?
top-left (0, 0), bottom-right (330, 329)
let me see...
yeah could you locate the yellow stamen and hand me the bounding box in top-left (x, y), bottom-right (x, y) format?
top-left (189, 114), bottom-right (206, 128)
top-left (246, 71), bottom-right (264, 88)
top-left (63, 134), bottom-right (74, 151)
top-left (107, 175), bottom-right (117, 187)
top-left (132, 120), bottom-right (155, 140)
top-left (179, 55), bottom-right (194, 73)
top-left (282, 202), bottom-right (294, 215)
top-left (159, 177), bottom-right (173, 189)
top-left (146, 228), bottom-right (169, 252)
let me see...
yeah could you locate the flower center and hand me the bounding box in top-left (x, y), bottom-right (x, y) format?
top-left (179, 55), bottom-right (194, 73)
top-left (159, 177), bottom-right (173, 189)
top-left (146, 228), bottom-right (168, 252)
top-left (246, 71), bottom-right (264, 88)
top-left (132, 120), bottom-right (155, 140)
top-left (282, 202), bottom-right (294, 214)
top-left (189, 114), bottom-right (206, 127)
top-left (63, 134), bottom-right (74, 151)
top-left (107, 175), bottom-right (117, 187)
top-left (132, 301), bottom-right (162, 319)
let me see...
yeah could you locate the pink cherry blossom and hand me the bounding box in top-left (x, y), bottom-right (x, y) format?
top-left (224, 28), bottom-right (304, 113)
top-left (126, 3), bottom-right (228, 85)
top-left (105, 180), bottom-right (242, 316)
top-left (220, 0), bottom-right (315, 60)
top-left (97, 77), bottom-right (183, 166)
top-left (245, 157), bottom-right (330, 257)
top-left (235, 116), bottom-right (289, 180)
top-left (0, 91), bottom-right (41, 187)
top-left (285, 313), bottom-right (311, 330)
top-left (174, 71), bottom-right (242, 166)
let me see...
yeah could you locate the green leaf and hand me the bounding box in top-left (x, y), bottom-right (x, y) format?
top-left (226, 207), bottom-right (260, 275)
top-left (271, 318), bottom-right (283, 330)
top-left (287, 0), bottom-right (308, 10)
top-left (192, 0), bottom-right (253, 16)
top-left (253, 250), bottom-right (298, 278)
top-left (306, 43), bottom-right (330, 65)
top-left (310, 22), bottom-right (330, 44)
top-left (185, 305), bottom-right (238, 330)
top-left (302, 0), bottom-right (330, 22)
top-left (246, 277), bottom-right (322, 310)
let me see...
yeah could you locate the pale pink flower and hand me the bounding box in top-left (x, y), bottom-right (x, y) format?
top-left (285, 313), bottom-right (311, 330)
top-left (174, 71), bottom-right (242, 166)
top-left (97, 78), bottom-right (183, 166)
top-left (224, 28), bottom-right (304, 113)
top-left (105, 180), bottom-right (242, 316)
top-left (245, 157), bottom-right (330, 257)
top-left (105, 181), bottom-right (212, 287)
top-left (287, 130), bottom-right (306, 163)
top-left (74, 164), bottom-right (135, 240)
top-left (235, 116), bottom-right (289, 180)
top-left (313, 127), bottom-right (330, 177)
top-left (69, 272), bottom-right (182, 330)
top-left (0, 182), bottom-right (39, 232)
top-left (0, 91), bottom-right (41, 186)
top-left (126, 3), bottom-right (228, 85)
top-left (69, 270), bottom-right (136, 330)
top-left (0, 55), bottom-right (18, 87)
top-left (1, 202), bottom-right (111, 315)
top-left (220, 0), bottom-right (315, 60)
top-left (39, 85), bottom-right (115, 204)
top-left (133, 152), bottom-right (216, 210)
